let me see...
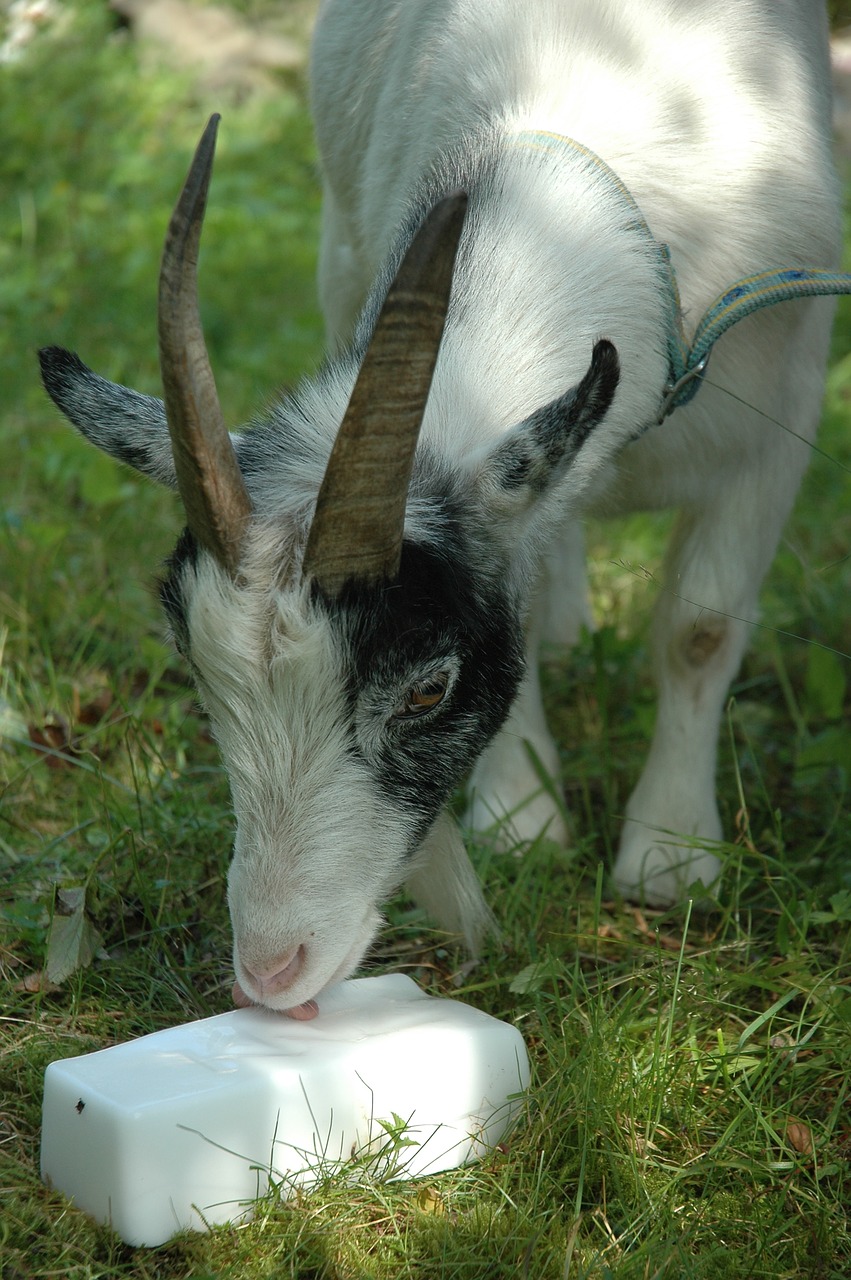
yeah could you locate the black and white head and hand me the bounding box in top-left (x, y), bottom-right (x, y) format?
top-left (39, 118), bottom-right (620, 1015)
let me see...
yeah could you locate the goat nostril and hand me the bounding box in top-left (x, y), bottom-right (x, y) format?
top-left (243, 945), bottom-right (306, 997)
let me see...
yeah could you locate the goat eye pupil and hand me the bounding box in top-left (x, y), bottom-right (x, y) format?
top-left (413, 683), bottom-right (443, 707)
top-left (397, 672), bottom-right (449, 718)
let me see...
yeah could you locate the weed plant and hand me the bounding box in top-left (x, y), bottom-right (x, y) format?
top-left (1, 3), bottom-right (849, 1277)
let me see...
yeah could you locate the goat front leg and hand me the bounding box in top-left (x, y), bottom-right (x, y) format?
top-left (465, 521), bottom-right (590, 848)
top-left (405, 809), bottom-right (496, 953)
top-left (465, 640), bottom-right (567, 848)
top-left (613, 462), bottom-right (805, 905)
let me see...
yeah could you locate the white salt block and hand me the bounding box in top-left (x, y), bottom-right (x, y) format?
top-left (41, 973), bottom-right (529, 1247)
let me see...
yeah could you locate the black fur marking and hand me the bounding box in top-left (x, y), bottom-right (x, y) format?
top-left (158, 527), bottom-right (199, 658)
top-left (113, 437), bottom-right (158, 474)
top-left (38, 346), bottom-right (91, 400)
top-left (495, 447), bottom-right (535, 492)
top-left (331, 535), bottom-right (525, 852)
top-left (39, 346), bottom-right (174, 485)
top-left (521, 338), bottom-right (619, 467)
top-left (565, 338), bottom-right (620, 444)
top-left (490, 338), bottom-right (621, 495)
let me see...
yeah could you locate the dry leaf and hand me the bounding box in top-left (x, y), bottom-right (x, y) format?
top-left (784, 1119), bottom-right (814, 1156)
top-left (416, 1187), bottom-right (446, 1215)
top-left (28, 714), bottom-right (73, 767)
top-left (631, 909), bottom-right (684, 951)
top-left (15, 970), bottom-right (61, 994)
top-left (595, 923), bottom-right (623, 940)
top-left (76, 689), bottom-right (115, 726)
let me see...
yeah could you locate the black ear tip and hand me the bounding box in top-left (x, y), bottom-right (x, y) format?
top-left (38, 346), bottom-right (90, 398)
top-left (38, 345), bottom-right (87, 371)
top-left (589, 337), bottom-right (620, 407)
top-left (591, 337), bottom-right (619, 376)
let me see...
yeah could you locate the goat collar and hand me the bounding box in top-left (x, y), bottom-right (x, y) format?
top-left (512, 130), bottom-right (851, 426)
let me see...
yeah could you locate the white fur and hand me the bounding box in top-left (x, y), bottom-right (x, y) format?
top-left (310, 0), bottom-right (839, 904)
top-left (184, 530), bottom-right (417, 1010)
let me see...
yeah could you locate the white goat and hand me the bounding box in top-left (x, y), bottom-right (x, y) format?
top-left (40, 0), bottom-right (840, 1016)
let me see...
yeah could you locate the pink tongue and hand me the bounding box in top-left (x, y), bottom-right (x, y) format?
top-left (232, 980), bottom-right (319, 1021)
top-left (285, 999), bottom-right (320, 1021)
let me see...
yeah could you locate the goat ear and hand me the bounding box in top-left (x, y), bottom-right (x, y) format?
top-left (39, 346), bottom-right (179, 489)
top-left (478, 339), bottom-right (619, 509)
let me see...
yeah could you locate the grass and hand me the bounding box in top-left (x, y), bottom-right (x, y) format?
top-left (1, 2), bottom-right (850, 1277)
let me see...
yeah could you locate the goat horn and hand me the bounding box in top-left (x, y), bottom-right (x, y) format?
top-left (158, 114), bottom-right (252, 575)
top-left (304, 193), bottom-right (468, 595)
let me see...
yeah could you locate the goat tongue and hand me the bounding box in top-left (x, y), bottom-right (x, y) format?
top-left (231, 979), bottom-right (319, 1021)
top-left (283, 999), bottom-right (320, 1021)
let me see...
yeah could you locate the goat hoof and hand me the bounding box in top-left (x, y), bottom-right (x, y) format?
top-left (465, 788), bottom-right (568, 852)
top-left (613, 828), bottom-right (721, 907)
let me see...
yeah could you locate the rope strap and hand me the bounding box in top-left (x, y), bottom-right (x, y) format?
top-left (663, 267), bottom-right (851, 419)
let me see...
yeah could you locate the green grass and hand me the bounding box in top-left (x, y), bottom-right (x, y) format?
top-left (1, 3), bottom-right (850, 1277)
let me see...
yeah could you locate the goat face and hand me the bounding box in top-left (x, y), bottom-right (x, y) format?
top-left (38, 120), bottom-right (619, 1012)
top-left (156, 518), bottom-right (526, 1012)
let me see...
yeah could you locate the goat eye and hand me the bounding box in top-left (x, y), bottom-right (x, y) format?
top-left (394, 671), bottom-right (450, 719)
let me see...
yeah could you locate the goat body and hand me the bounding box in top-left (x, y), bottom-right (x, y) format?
top-left (311, 0), bottom-right (839, 893)
top-left (40, 0), bottom-right (839, 1013)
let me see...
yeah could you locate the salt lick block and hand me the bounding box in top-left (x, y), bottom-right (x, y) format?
top-left (41, 973), bottom-right (530, 1247)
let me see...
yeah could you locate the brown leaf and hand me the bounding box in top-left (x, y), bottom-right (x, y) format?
top-left (15, 970), bottom-right (61, 994)
top-left (28, 688), bottom-right (121, 769)
top-left (76, 689), bottom-right (115, 726)
top-left (784, 1119), bottom-right (814, 1156)
top-left (631, 909), bottom-right (684, 951)
top-left (596, 923), bottom-right (623, 940)
top-left (28, 715), bottom-right (74, 767)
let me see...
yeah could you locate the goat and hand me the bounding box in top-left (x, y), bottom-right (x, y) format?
top-left (39, 0), bottom-right (840, 1016)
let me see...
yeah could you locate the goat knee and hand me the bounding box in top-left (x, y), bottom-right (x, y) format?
top-left (672, 614), bottom-right (732, 677)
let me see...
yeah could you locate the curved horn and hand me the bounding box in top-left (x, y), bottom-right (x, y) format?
top-left (158, 114), bottom-right (252, 575)
top-left (303, 193), bottom-right (468, 595)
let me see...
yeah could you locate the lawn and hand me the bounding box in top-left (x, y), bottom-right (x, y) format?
top-left (1, 3), bottom-right (849, 1277)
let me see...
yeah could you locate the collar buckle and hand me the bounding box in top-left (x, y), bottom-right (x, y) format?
top-left (658, 356), bottom-right (710, 423)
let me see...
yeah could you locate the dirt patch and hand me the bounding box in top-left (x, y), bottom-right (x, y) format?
top-left (109, 0), bottom-right (316, 95)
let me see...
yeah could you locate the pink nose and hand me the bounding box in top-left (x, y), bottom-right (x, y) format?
top-left (241, 945), bottom-right (306, 999)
